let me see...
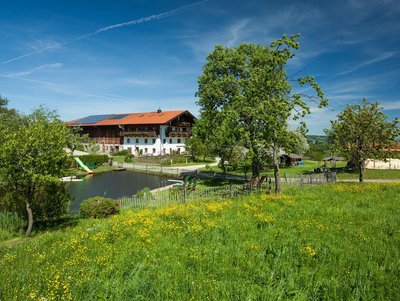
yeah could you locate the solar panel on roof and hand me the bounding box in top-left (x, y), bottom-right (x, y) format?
top-left (71, 114), bottom-right (113, 125)
top-left (108, 114), bottom-right (128, 120)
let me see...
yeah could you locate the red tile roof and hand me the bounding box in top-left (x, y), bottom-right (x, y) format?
top-left (68, 110), bottom-right (193, 126)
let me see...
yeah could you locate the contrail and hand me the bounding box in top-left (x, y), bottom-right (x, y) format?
top-left (2, 0), bottom-right (208, 65)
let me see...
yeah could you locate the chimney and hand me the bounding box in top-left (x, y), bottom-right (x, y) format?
top-left (157, 108), bottom-right (162, 113)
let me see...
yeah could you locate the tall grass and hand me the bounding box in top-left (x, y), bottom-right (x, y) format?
top-left (0, 211), bottom-right (25, 241)
top-left (0, 183), bottom-right (399, 300)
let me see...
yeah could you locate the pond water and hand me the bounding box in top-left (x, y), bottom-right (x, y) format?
top-left (67, 170), bottom-right (171, 211)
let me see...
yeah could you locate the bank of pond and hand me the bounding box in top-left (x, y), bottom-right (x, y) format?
top-left (66, 170), bottom-right (171, 211)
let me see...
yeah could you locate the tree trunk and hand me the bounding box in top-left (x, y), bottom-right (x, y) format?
top-left (359, 160), bottom-right (365, 183)
top-left (252, 158), bottom-right (261, 177)
top-left (272, 145), bottom-right (281, 194)
top-left (25, 202), bottom-right (33, 236)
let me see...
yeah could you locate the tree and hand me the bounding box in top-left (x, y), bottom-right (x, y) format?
top-left (0, 106), bottom-right (79, 235)
top-left (326, 98), bottom-right (399, 182)
top-left (196, 34), bottom-right (327, 193)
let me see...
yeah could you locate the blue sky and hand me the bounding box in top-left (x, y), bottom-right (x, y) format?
top-left (0, 0), bottom-right (399, 134)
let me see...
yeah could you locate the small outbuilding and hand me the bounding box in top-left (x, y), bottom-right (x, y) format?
top-left (280, 154), bottom-right (303, 167)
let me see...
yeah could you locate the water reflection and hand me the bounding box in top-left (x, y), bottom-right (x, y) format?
top-left (67, 171), bottom-right (171, 211)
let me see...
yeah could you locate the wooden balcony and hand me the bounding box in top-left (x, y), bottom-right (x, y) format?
top-left (95, 137), bottom-right (123, 144)
top-left (119, 131), bottom-right (157, 137)
top-left (167, 131), bottom-right (191, 138)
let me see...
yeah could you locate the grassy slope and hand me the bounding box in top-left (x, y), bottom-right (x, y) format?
top-left (1, 183), bottom-right (400, 300)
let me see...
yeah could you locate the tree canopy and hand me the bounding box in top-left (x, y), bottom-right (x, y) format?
top-left (0, 105), bottom-right (80, 235)
top-left (195, 34), bottom-right (327, 193)
top-left (326, 98), bottom-right (399, 182)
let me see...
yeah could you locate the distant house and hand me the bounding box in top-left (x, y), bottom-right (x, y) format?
top-left (280, 154), bottom-right (303, 167)
top-left (365, 144), bottom-right (400, 170)
top-left (68, 110), bottom-right (196, 156)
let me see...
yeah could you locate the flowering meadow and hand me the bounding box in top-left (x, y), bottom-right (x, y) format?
top-left (1, 183), bottom-right (399, 300)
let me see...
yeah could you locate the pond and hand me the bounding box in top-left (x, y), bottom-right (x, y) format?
top-left (67, 170), bottom-right (171, 211)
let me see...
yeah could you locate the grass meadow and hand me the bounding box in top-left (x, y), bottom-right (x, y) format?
top-left (1, 183), bottom-right (399, 300)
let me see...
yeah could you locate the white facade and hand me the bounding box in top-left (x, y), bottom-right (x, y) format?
top-left (365, 158), bottom-right (400, 170)
top-left (121, 125), bottom-right (187, 156)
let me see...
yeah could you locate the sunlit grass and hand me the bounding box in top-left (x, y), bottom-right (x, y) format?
top-left (1, 183), bottom-right (399, 300)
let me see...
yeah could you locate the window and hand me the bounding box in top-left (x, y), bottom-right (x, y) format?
top-left (177, 139), bottom-right (181, 143)
top-left (163, 139), bottom-right (166, 144)
top-left (145, 148), bottom-right (148, 153)
top-left (126, 138), bottom-right (130, 143)
top-left (169, 139), bottom-right (173, 144)
top-left (152, 148), bottom-right (156, 153)
top-left (144, 139), bottom-right (148, 144)
top-left (135, 138), bottom-right (139, 144)
top-left (152, 139), bottom-right (156, 144)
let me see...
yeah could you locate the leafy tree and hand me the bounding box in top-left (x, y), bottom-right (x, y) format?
top-left (289, 130), bottom-right (309, 155)
top-left (0, 106), bottom-right (79, 235)
top-left (326, 98), bottom-right (399, 182)
top-left (196, 34), bottom-right (327, 193)
top-left (185, 137), bottom-right (208, 161)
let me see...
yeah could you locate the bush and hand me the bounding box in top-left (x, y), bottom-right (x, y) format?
top-left (0, 180), bottom-right (71, 223)
top-left (136, 187), bottom-right (152, 199)
top-left (80, 197), bottom-right (119, 218)
top-left (75, 154), bottom-right (109, 167)
top-left (124, 154), bottom-right (135, 163)
top-left (113, 149), bottom-right (130, 156)
top-left (0, 211), bottom-right (25, 241)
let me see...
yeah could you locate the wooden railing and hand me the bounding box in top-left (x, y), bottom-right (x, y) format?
top-left (167, 131), bottom-right (191, 138)
top-left (95, 137), bottom-right (122, 144)
top-left (119, 131), bottom-right (157, 137)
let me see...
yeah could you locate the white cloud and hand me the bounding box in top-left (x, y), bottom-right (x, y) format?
top-left (125, 78), bottom-right (157, 86)
top-left (382, 101), bottom-right (400, 111)
top-left (335, 52), bottom-right (397, 76)
top-left (2, 0), bottom-right (209, 65)
top-left (4, 63), bottom-right (63, 78)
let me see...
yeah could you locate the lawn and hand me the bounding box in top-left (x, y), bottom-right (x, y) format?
top-left (337, 169), bottom-right (400, 180)
top-left (199, 160), bottom-right (346, 177)
top-left (1, 183), bottom-right (399, 300)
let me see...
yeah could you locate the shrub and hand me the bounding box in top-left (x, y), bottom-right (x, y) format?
top-left (1, 180), bottom-right (71, 223)
top-left (136, 187), bottom-right (152, 199)
top-left (124, 154), bottom-right (135, 163)
top-left (80, 197), bottom-right (119, 218)
top-left (0, 211), bottom-right (25, 241)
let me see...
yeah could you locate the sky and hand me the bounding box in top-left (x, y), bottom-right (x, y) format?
top-left (0, 0), bottom-right (399, 134)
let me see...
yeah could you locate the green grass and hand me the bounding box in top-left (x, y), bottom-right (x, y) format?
top-left (112, 156), bottom-right (125, 163)
top-left (337, 169), bottom-right (400, 180)
top-left (1, 183), bottom-right (399, 300)
top-left (199, 160), bottom-right (347, 177)
top-left (66, 165), bottom-right (117, 176)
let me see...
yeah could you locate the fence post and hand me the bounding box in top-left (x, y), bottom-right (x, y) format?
top-left (285, 173), bottom-right (287, 183)
top-left (160, 163), bottom-right (162, 174)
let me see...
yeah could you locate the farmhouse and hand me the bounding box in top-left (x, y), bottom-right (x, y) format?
top-left (68, 110), bottom-right (195, 156)
top-left (365, 144), bottom-right (400, 170)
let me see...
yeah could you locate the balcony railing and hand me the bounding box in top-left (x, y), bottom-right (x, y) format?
top-left (120, 131), bottom-right (157, 137)
top-left (167, 131), bottom-right (191, 138)
top-left (95, 137), bottom-right (123, 144)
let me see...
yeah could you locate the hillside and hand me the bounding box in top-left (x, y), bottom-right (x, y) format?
top-left (1, 183), bottom-right (399, 300)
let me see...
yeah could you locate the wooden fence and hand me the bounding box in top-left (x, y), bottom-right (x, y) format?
top-left (118, 184), bottom-right (253, 210)
top-left (118, 171), bottom-right (336, 210)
